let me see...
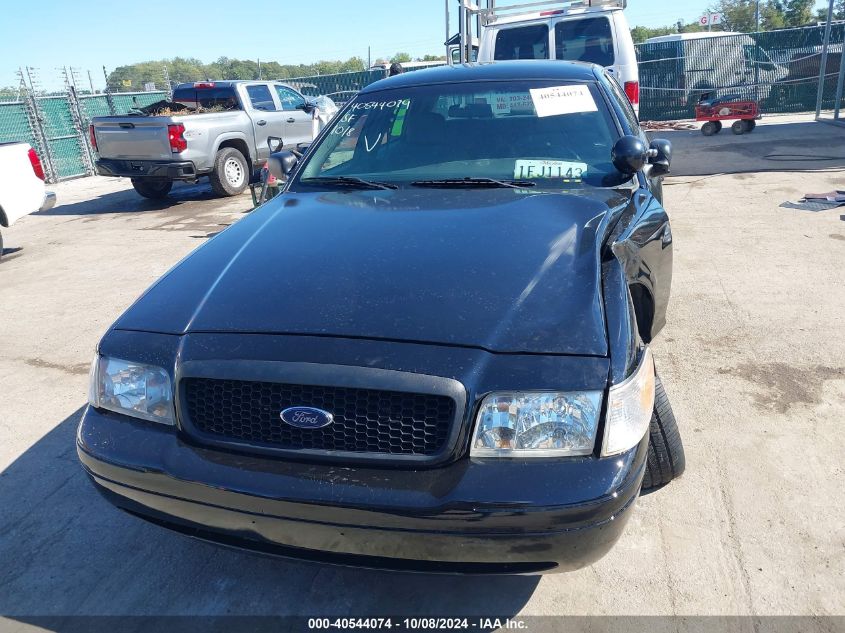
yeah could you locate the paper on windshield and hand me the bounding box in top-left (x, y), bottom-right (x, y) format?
top-left (529, 85), bottom-right (598, 118)
top-left (493, 92), bottom-right (534, 115)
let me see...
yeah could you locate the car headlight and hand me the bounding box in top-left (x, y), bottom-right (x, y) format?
top-left (88, 356), bottom-right (174, 425)
top-left (601, 348), bottom-right (655, 457)
top-left (470, 391), bottom-right (602, 457)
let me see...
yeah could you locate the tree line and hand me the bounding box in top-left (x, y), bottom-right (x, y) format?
top-left (105, 53), bottom-right (444, 90)
top-left (632, 0), bottom-right (845, 43)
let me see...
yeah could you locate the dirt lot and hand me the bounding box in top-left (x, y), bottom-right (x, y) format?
top-left (1, 120), bottom-right (844, 626)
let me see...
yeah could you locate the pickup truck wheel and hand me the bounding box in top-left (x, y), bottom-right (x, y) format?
top-left (210, 148), bottom-right (248, 197)
top-left (131, 179), bottom-right (173, 199)
top-left (641, 376), bottom-right (686, 493)
top-left (0, 230), bottom-right (4, 260)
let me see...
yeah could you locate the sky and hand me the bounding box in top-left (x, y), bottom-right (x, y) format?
top-left (0, 0), bottom-right (831, 90)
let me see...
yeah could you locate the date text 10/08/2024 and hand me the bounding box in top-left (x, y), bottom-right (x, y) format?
top-left (308, 617), bottom-right (529, 630)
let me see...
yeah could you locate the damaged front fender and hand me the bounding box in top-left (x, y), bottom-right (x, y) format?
top-left (608, 189), bottom-right (673, 353)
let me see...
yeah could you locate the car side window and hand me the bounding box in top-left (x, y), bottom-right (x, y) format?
top-left (494, 24), bottom-right (550, 60)
top-left (246, 85), bottom-right (276, 111)
top-left (555, 17), bottom-right (615, 66)
top-left (275, 85), bottom-right (306, 112)
top-left (605, 73), bottom-right (640, 133)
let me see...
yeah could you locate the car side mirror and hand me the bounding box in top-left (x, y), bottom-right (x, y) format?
top-left (297, 102), bottom-right (316, 113)
top-left (648, 139), bottom-right (672, 177)
top-left (267, 150), bottom-right (298, 180)
top-left (267, 136), bottom-right (284, 153)
top-left (612, 135), bottom-right (649, 176)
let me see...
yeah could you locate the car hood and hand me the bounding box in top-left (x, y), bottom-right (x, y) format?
top-left (114, 188), bottom-right (632, 355)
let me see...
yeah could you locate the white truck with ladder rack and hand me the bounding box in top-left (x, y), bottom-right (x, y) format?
top-left (447, 0), bottom-right (639, 114)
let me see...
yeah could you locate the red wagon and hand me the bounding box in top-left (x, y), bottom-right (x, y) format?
top-left (695, 94), bottom-right (762, 136)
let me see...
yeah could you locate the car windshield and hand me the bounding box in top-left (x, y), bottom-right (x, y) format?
top-left (294, 80), bottom-right (622, 190)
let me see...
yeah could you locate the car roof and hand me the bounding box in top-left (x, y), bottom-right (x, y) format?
top-left (360, 61), bottom-right (599, 94)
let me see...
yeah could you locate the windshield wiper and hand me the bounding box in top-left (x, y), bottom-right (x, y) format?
top-left (299, 176), bottom-right (398, 190)
top-left (410, 177), bottom-right (536, 189)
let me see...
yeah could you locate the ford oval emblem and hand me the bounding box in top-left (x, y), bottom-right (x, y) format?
top-left (280, 406), bottom-right (334, 429)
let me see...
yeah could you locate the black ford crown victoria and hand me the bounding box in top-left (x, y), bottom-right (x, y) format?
top-left (78, 62), bottom-right (684, 574)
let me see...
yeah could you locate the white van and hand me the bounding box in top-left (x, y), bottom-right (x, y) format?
top-left (453, 1), bottom-right (639, 113)
top-left (642, 32), bottom-right (787, 105)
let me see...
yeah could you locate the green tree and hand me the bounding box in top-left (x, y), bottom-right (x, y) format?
top-left (815, 0), bottom-right (845, 21)
top-left (709, 0), bottom-right (757, 32)
top-left (631, 25), bottom-right (675, 43)
top-left (391, 52), bottom-right (412, 63)
top-left (420, 54), bottom-right (447, 61)
top-left (761, 1), bottom-right (787, 29)
top-left (678, 20), bottom-right (706, 33)
top-left (783, 0), bottom-right (814, 26)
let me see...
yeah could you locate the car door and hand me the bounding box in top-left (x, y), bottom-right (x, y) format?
top-left (243, 83), bottom-right (287, 161)
top-left (273, 84), bottom-right (313, 148)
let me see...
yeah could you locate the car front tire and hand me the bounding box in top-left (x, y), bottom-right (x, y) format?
top-left (641, 376), bottom-right (686, 492)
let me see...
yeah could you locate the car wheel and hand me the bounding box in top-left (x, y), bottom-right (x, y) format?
top-left (210, 147), bottom-right (249, 197)
top-left (131, 179), bottom-right (173, 199)
top-left (731, 120), bottom-right (746, 135)
top-left (641, 376), bottom-right (686, 492)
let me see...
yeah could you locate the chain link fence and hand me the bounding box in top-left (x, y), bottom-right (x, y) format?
top-left (0, 66), bottom-right (169, 183)
top-left (637, 24), bottom-right (845, 122)
top-left (285, 68), bottom-right (389, 105)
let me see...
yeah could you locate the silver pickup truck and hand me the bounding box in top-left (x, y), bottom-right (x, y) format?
top-left (90, 80), bottom-right (331, 199)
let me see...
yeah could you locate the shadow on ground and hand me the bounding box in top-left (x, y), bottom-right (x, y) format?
top-left (0, 246), bottom-right (23, 261)
top-left (0, 407), bottom-right (539, 622)
top-left (648, 120), bottom-right (845, 177)
top-left (32, 182), bottom-right (235, 217)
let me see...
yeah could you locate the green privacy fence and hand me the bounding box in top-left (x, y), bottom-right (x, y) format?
top-left (0, 101), bottom-right (37, 151)
top-left (637, 24), bottom-right (845, 122)
top-left (285, 68), bottom-right (388, 104)
top-left (0, 89), bottom-right (166, 182)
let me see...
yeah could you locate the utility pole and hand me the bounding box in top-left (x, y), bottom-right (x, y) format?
top-left (445, 0), bottom-right (450, 56)
top-left (88, 69), bottom-right (95, 94)
top-left (754, 0), bottom-right (761, 100)
top-left (368, 46), bottom-right (371, 69)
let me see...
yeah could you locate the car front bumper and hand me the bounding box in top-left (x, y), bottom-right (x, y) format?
top-left (78, 406), bottom-right (647, 575)
top-left (95, 158), bottom-right (198, 180)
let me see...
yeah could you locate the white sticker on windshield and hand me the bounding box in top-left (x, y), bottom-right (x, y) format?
top-left (493, 92), bottom-right (533, 115)
top-left (514, 160), bottom-right (588, 181)
top-left (529, 85), bottom-right (598, 118)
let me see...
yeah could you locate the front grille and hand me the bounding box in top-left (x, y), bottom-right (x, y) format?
top-left (182, 378), bottom-right (456, 457)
